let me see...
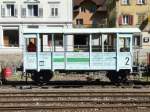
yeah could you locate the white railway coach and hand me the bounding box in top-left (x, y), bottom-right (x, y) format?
top-left (22, 28), bottom-right (141, 84)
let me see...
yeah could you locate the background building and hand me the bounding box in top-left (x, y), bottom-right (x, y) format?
top-left (73, 0), bottom-right (107, 28)
top-left (0, 0), bottom-right (73, 68)
top-left (0, 0), bottom-right (73, 54)
top-left (116, 0), bottom-right (150, 49)
top-left (107, 0), bottom-right (150, 65)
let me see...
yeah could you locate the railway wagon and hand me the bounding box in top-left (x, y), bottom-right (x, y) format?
top-left (22, 28), bottom-right (140, 84)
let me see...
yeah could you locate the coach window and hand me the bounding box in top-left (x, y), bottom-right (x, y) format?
top-left (74, 34), bottom-right (89, 52)
top-left (104, 34), bottom-right (116, 52)
top-left (42, 34), bottom-right (63, 52)
top-left (119, 37), bottom-right (130, 52)
top-left (26, 38), bottom-right (36, 52)
top-left (54, 34), bottom-right (63, 47)
top-left (41, 34), bottom-right (52, 52)
top-left (92, 34), bottom-right (101, 52)
top-left (40, 34), bottom-right (63, 52)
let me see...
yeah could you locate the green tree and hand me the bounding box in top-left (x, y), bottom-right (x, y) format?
top-left (106, 0), bottom-right (116, 27)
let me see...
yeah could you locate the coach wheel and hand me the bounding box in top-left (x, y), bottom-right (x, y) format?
top-left (106, 71), bottom-right (128, 84)
top-left (117, 71), bottom-right (128, 83)
top-left (31, 70), bottom-right (53, 84)
top-left (106, 71), bottom-right (117, 84)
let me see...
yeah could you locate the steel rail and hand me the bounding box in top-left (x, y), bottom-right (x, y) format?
top-left (0, 90), bottom-right (150, 111)
top-left (0, 94), bottom-right (149, 97)
top-left (0, 105), bottom-right (149, 110)
top-left (0, 100), bottom-right (149, 103)
top-left (0, 90), bottom-right (150, 94)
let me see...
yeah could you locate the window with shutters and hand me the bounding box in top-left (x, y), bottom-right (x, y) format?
top-left (137, 14), bottom-right (145, 24)
top-left (122, 0), bottom-right (129, 5)
top-left (27, 5), bottom-right (38, 17)
top-left (121, 15), bottom-right (133, 25)
top-left (21, 4), bottom-right (43, 18)
top-left (1, 4), bottom-right (17, 17)
top-left (6, 4), bottom-right (15, 16)
top-left (76, 19), bottom-right (83, 25)
top-left (137, 0), bottom-right (145, 4)
top-left (122, 15), bottom-right (129, 25)
top-left (80, 7), bottom-right (86, 13)
top-left (49, 3), bottom-right (59, 17)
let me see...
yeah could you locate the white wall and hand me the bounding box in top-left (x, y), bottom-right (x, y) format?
top-left (0, 0), bottom-right (72, 23)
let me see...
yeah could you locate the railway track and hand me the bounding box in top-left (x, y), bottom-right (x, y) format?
top-left (0, 89), bottom-right (150, 112)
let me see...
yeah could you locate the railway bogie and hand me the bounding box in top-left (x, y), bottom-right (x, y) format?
top-left (106, 70), bottom-right (130, 84)
top-left (30, 70), bottom-right (53, 84)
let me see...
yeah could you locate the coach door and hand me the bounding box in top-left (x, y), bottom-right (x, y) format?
top-left (117, 34), bottom-right (132, 71)
top-left (23, 34), bottom-right (37, 72)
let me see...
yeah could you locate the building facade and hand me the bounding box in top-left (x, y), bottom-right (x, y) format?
top-left (113, 0), bottom-right (150, 65)
top-left (115, 0), bottom-right (150, 49)
top-left (73, 0), bottom-right (107, 28)
top-left (0, 0), bottom-right (73, 54)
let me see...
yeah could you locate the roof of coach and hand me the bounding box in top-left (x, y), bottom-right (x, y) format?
top-left (23, 28), bottom-right (141, 34)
